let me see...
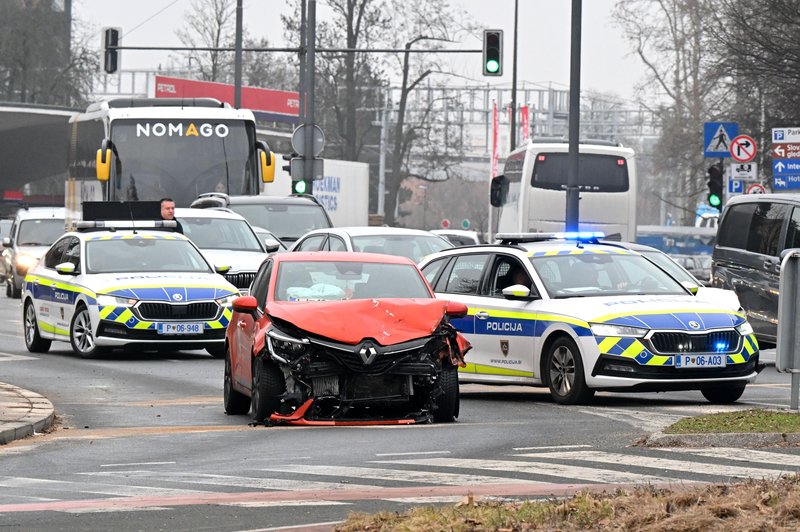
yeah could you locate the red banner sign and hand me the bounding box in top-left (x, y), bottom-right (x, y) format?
top-left (520, 105), bottom-right (529, 142)
top-left (154, 75), bottom-right (299, 118)
top-left (491, 101), bottom-right (499, 178)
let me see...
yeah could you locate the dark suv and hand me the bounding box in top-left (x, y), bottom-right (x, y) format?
top-left (712, 193), bottom-right (800, 347)
top-left (190, 193), bottom-right (333, 244)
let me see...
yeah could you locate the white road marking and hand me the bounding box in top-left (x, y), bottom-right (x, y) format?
top-left (662, 447), bottom-right (800, 468)
top-left (512, 445), bottom-right (592, 451)
top-left (374, 450), bottom-right (452, 457)
top-left (221, 500), bottom-right (350, 507)
top-left (516, 451), bottom-right (794, 479)
top-left (262, 464), bottom-right (543, 486)
top-left (0, 476), bottom-right (207, 497)
top-left (374, 457), bottom-right (680, 484)
top-left (384, 496), bottom-right (465, 504)
top-left (100, 461), bottom-right (176, 468)
top-left (62, 507), bottom-right (173, 514)
top-left (0, 352), bottom-right (37, 361)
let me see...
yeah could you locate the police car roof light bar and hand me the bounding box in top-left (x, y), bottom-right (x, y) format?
top-left (495, 232), bottom-right (605, 245)
top-left (74, 220), bottom-right (178, 232)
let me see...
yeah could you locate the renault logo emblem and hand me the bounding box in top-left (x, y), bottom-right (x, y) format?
top-left (688, 320), bottom-right (700, 330)
top-left (358, 342), bottom-right (379, 365)
top-left (172, 293), bottom-right (183, 302)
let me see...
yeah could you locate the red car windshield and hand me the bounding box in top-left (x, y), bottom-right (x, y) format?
top-left (274, 261), bottom-right (431, 301)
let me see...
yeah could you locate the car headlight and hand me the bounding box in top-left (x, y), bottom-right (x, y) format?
top-left (590, 323), bottom-right (649, 338)
top-left (96, 294), bottom-right (138, 307)
top-left (266, 327), bottom-right (309, 362)
top-left (15, 253), bottom-right (37, 269)
top-left (736, 321), bottom-right (754, 336)
top-left (215, 293), bottom-right (238, 307)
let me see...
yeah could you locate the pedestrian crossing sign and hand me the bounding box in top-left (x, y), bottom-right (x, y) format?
top-left (704, 122), bottom-right (739, 158)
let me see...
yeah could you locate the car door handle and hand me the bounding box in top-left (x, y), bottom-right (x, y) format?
top-left (475, 311), bottom-right (489, 320)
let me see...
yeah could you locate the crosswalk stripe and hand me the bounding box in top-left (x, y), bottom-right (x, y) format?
top-left (82, 471), bottom-right (376, 492)
top-left (373, 458), bottom-right (680, 484)
top-left (0, 476), bottom-right (206, 498)
top-left (261, 464), bottom-right (543, 486)
top-left (662, 447), bottom-right (800, 468)
top-left (516, 451), bottom-right (794, 479)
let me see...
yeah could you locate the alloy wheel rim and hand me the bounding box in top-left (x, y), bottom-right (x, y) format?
top-left (550, 346), bottom-right (575, 396)
top-left (73, 310), bottom-right (95, 353)
top-left (24, 305), bottom-right (36, 345)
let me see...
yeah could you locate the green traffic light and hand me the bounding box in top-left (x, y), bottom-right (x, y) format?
top-left (485, 59), bottom-right (500, 73)
top-left (293, 180), bottom-right (307, 194)
top-left (709, 194), bottom-right (721, 207)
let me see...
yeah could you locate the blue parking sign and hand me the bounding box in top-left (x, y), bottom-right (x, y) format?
top-left (728, 179), bottom-right (743, 194)
top-left (704, 122), bottom-right (738, 158)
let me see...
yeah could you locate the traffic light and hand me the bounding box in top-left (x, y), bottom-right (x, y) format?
top-left (103, 27), bottom-right (120, 74)
top-left (292, 179), bottom-right (311, 195)
top-left (707, 164), bottom-right (724, 211)
top-left (282, 153), bottom-right (296, 174)
top-left (482, 30), bottom-right (503, 76)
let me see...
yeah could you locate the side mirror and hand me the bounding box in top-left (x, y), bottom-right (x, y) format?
top-left (257, 141), bottom-right (275, 184)
top-left (96, 140), bottom-right (112, 182)
top-left (232, 295), bottom-right (258, 314)
top-left (215, 264), bottom-right (232, 274)
top-left (489, 175), bottom-right (508, 207)
top-left (445, 300), bottom-right (469, 319)
top-left (681, 281), bottom-right (700, 295)
top-left (2, 237), bottom-right (10, 248)
top-left (55, 262), bottom-right (77, 275)
top-left (264, 238), bottom-right (281, 253)
top-left (502, 284), bottom-right (535, 300)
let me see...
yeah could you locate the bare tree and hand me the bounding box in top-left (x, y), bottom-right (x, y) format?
top-left (614, 0), bottom-right (729, 225)
top-left (175, 0), bottom-right (236, 82)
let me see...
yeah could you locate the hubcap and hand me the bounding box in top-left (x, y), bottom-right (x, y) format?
top-left (550, 345), bottom-right (576, 396)
top-left (24, 304), bottom-right (37, 345)
top-left (72, 310), bottom-right (95, 353)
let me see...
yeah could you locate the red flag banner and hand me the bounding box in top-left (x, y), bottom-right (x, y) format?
top-left (520, 105), bottom-right (529, 142)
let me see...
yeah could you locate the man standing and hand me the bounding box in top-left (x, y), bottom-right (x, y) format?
top-left (160, 198), bottom-right (183, 234)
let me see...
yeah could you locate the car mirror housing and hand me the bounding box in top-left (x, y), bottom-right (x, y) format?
top-left (215, 264), bottom-right (232, 274)
top-left (680, 281), bottom-right (700, 295)
top-left (445, 300), bottom-right (468, 319)
top-left (2, 237), bottom-right (10, 248)
top-left (232, 295), bottom-right (258, 314)
top-left (264, 238), bottom-right (281, 253)
top-left (55, 262), bottom-right (76, 275)
top-left (502, 284), bottom-right (535, 300)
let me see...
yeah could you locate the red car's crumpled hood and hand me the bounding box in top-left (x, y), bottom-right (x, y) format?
top-left (268, 298), bottom-right (449, 345)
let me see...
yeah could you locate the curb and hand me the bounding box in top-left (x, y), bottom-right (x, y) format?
top-left (643, 430), bottom-right (800, 448)
top-left (0, 384), bottom-right (55, 445)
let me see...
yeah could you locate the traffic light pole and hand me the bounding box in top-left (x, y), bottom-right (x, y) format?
top-left (565, 0), bottom-right (582, 232)
top-left (303, 0), bottom-right (317, 190)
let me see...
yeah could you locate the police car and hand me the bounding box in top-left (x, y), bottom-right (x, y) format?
top-left (22, 213), bottom-right (239, 359)
top-left (417, 233), bottom-right (762, 405)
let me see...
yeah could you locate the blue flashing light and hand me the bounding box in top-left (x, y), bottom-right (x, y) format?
top-left (556, 231), bottom-right (606, 241)
top-left (714, 341), bottom-right (729, 352)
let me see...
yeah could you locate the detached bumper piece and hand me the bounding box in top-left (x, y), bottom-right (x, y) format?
top-left (269, 399), bottom-right (418, 426)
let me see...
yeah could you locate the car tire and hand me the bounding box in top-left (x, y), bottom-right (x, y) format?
top-left (70, 304), bottom-right (105, 359)
top-left (205, 344), bottom-right (226, 358)
top-left (5, 281), bottom-right (11, 298)
top-left (10, 279), bottom-right (21, 299)
top-left (251, 357), bottom-right (285, 423)
top-left (701, 383), bottom-right (746, 404)
top-left (545, 336), bottom-right (595, 405)
top-left (224, 348), bottom-right (250, 415)
top-left (23, 300), bottom-right (50, 353)
top-left (433, 363), bottom-right (459, 423)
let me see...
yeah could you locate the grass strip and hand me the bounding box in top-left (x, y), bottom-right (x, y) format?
top-left (664, 408), bottom-right (800, 434)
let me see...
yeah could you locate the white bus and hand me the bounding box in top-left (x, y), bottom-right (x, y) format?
top-left (490, 139), bottom-right (637, 241)
top-left (68, 98), bottom-right (275, 207)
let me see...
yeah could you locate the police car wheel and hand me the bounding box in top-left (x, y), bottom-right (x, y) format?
top-left (23, 301), bottom-right (51, 353)
top-left (224, 348), bottom-right (251, 415)
top-left (545, 336), bottom-right (594, 405)
top-left (251, 357), bottom-right (285, 423)
top-left (433, 363), bottom-right (459, 423)
top-left (70, 305), bottom-right (105, 358)
top-left (700, 383), bottom-right (746, 404)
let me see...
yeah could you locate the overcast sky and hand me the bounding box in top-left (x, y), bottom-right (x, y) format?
top-left (74, 0), bottom-right (646, 101)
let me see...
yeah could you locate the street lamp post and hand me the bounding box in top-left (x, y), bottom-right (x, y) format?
top-left (417, 184), bottom-right (428, 229)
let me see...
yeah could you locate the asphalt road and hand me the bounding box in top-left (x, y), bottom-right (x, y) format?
top-left (0, 295), bottom-right (798, 531)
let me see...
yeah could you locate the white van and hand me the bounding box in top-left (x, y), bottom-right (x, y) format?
top-left (2, 207), bottom-right (66, 298)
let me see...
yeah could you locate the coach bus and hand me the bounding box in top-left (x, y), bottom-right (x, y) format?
top-left (68, 98), bottom-right (275, 207)
top-left (490, 139), bottom-right (637, 241)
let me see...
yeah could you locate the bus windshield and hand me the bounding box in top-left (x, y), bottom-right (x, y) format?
top-left (109, 119), bottom-right (258, 206)
top-left (532, 152), bottom-right (629, 192)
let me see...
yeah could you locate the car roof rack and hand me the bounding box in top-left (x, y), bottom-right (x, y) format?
top-left (495, 232), bottom-right (605, 245)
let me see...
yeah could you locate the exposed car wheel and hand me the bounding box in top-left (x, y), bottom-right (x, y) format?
top-left (23, 300), bottom-right (50, 353)
top-left (5, 281), bottom-right (11, 298)
top-left (433, 363), bottom-right (459, 423)
top-left (546, 336), bottom-right (595, 405)
top-left (70, 305), bottom-right (105, 358)
top-left (10, 279), bottom-right (21, 299)
top-left (251, 357), bottom-right (285, 423)
top-left (205, 344), bottom-right (226, 358)
top-left (224, 348), bottom-right (250, 415)
top-left (701, 383), bottom-right (746, 404)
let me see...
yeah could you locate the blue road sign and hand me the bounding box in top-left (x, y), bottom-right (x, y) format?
top-left (728, 179), bottom-right (743, 194)
top-left (704, 122), bottom-right (738, 158)
top-left (773, 159), bottom-right (800, 175)
top-left (773, 175), bottom-right (800, 190)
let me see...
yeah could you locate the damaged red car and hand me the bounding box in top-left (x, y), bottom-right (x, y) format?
top-left (223, 252), bottom-right (471, 425)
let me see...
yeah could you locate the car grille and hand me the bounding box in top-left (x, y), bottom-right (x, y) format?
top-left (137, 302), bottom-right (219, 321)
top-left (225, 272), bottom-right (256, 289)
top-left (648, 330), bottom-right (740, 354)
